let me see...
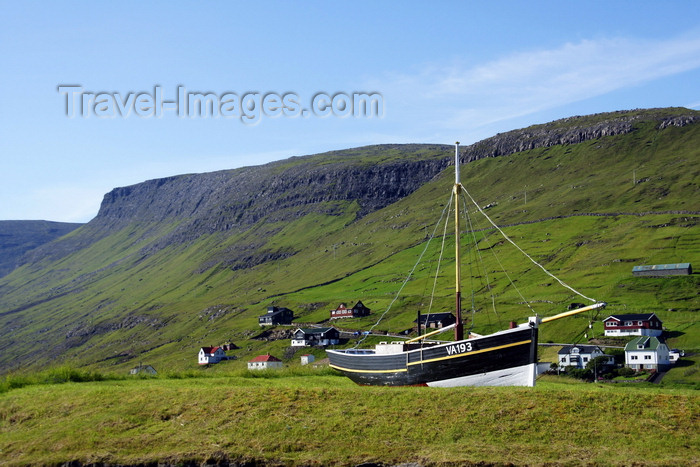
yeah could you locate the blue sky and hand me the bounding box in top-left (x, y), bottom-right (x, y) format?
top-left (1, 1), bottom-right (699, 222)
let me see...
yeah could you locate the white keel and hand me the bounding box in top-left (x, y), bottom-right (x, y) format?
top-left (426, 363), bottom-right (537, 388)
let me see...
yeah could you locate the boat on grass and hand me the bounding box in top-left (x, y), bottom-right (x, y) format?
top-left (326, 142), bottom-right (606, 387)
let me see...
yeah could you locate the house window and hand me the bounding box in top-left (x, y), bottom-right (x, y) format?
top-left (607, 321), bottom-right (617, 327)
top-left (631, 355), bottom-right (638, 360)
top-left (583, 357), bottom-right (589, 362)
top-left (644, 355), bottom-right (651, 360)
top-left (638, 321), bottom-right (643, 325)
top-left (625, 321), bottom-right (632, 326)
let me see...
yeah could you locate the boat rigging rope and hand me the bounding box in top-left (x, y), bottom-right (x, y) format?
top-left (463, 191), bottom-right (534, 315)
top-left (427, 194), bottom-right (453, 315)
top-left (353, 191), bottom-right (455, 348)
top-left (570, 306), bottom-right (605, 346)
top-left (461, 195), bottom-right (497, 316)
top-left (460, 185), bottom-right (597, 303)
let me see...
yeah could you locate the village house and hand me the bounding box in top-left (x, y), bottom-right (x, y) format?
top-left (625, 336), bottom-right (671, 371)
top-left (247, 354), bottom-right (283, 370)
top-left (129, 364), bottom-right (157, 375)
top-left (300, 354), bottom-right (315, 365)
top-left (415, 312), bottom-right (456, 330)
top-left (198, 346), bottom-right (227, 365)
top-left (603, 313), bottom-right (663, 337)
top-left (291, 327), bottom-right (340, 347)
top-left (258, 306), bottom-right (294, 326)
top-left (557, 344), bottom-right (614, 369)
top-left (330, 301), bottom-right (371, 319)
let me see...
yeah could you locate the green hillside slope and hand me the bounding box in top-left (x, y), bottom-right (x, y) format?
top-left (0, 108), bottom-right (697, 375)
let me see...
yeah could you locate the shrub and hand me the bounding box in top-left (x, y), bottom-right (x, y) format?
top-left (615, 367), bottom-right (637, 378)
top-left (567, 368), bottom-right (592, 380)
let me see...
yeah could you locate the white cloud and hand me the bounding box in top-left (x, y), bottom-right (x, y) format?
top-left (384, 32), bottom-right (700, 135)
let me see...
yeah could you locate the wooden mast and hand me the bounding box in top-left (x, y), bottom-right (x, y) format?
top-left (454, 142), bottom-right (464, 341)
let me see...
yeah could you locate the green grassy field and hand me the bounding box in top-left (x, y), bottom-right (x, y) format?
top-left (1, 370), bottom-right (698, 466)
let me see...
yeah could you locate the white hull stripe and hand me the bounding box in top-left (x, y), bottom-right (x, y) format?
top-left (426, 363), bottom-right (536, 387)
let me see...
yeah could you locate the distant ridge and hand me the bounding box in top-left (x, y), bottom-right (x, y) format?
top-left (0, 220), bottom-right (83, 278)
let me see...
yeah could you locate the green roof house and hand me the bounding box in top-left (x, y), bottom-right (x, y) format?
top-left (624, 336), bottom-right (670, 371)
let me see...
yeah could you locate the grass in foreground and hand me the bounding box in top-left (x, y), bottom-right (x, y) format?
top-left (1, 373), bottom-right (698, 466)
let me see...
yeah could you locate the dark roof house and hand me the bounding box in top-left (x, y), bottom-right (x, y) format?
top-left (415, 312), bottom-right (456, 329)
top-left (258, 306), bottom-right (294, 326)
top-left (330, 300), bottom-right (371, 319)
top-left (603, 313), bottom-right (663, 337)
top-left (557, 345), bottom-right (613, 369)
top-left (291, 327), bottom-right (340, 347)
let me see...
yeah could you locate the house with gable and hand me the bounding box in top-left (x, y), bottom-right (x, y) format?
top-left (247, 354), bottom-right (283, 370)
top-left (300, 354), bottom-right (315, 365)
top-left (603, 313), bottom-right (663, 337)
top-left (258, 306), bottom-right (294, 326)
top-left (625, 336), bottom-right (671, 371)
top-left (129, 364), bottom-right (157, 375)
top-left (415, 312), bottom-right (456, 330)
top-left (291, 327), bottom-right (340, 347)
top-left (330, 301), bottom-right (371, 319)
top-left (557, 344), bottom-right (614, 369)
top-left (198, 346), bottom-right (227, 365)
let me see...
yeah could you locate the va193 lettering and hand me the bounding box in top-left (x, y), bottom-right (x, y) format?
top-left (446, 342), bottom-right (473, 356)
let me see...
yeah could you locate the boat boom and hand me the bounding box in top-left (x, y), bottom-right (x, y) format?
top-left (405, 323), bottom-right (457, 343)
top-left (539, 302), bottom-right (607, 324)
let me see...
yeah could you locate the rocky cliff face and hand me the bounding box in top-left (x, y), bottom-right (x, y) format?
top-left (93, 145), bottom-right (453, 243)
top-left (464, 108), bottom-right (698, 162)
top-left (20, 108), bottom-right (700, 270)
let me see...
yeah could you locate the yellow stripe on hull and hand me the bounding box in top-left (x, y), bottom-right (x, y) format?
top-left (329, 339), bottom-right (532, 374)
top-left (407, 339), bottom-right (532, 366)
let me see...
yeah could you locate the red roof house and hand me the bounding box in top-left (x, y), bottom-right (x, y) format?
top-left (248, 353), bottom-right (283, 370)
top-left (198, 346), bottom-right (226, 365)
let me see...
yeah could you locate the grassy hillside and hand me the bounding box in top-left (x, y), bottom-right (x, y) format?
top-left (0, 109), bottom-right (697, 375)
top-left (0, 372), bottom-right (698, 466)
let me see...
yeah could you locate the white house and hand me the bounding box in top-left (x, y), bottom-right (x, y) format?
top-left (300, 354), bottom-right (315, 365)
top-left (248, 354), bottom-right (283, 370)
top-left (669, 349), bottom-right (684, 363)
top-left (198, 346), bottom-right (226, 365)
top-left (625, 336), bottom-right (670, 371)
top-left (291, 327), bottom-right (340, 347)
top-left (557, 345), bottom-right (613, 369)
top-left (603, 313), bottom-right (663, 337)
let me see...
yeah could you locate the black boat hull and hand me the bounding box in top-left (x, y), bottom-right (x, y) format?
top-left (326, 325), bottom-right (538, 387)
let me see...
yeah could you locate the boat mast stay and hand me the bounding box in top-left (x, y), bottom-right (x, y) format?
top-left (453, 142), bottom-right (464, 341)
